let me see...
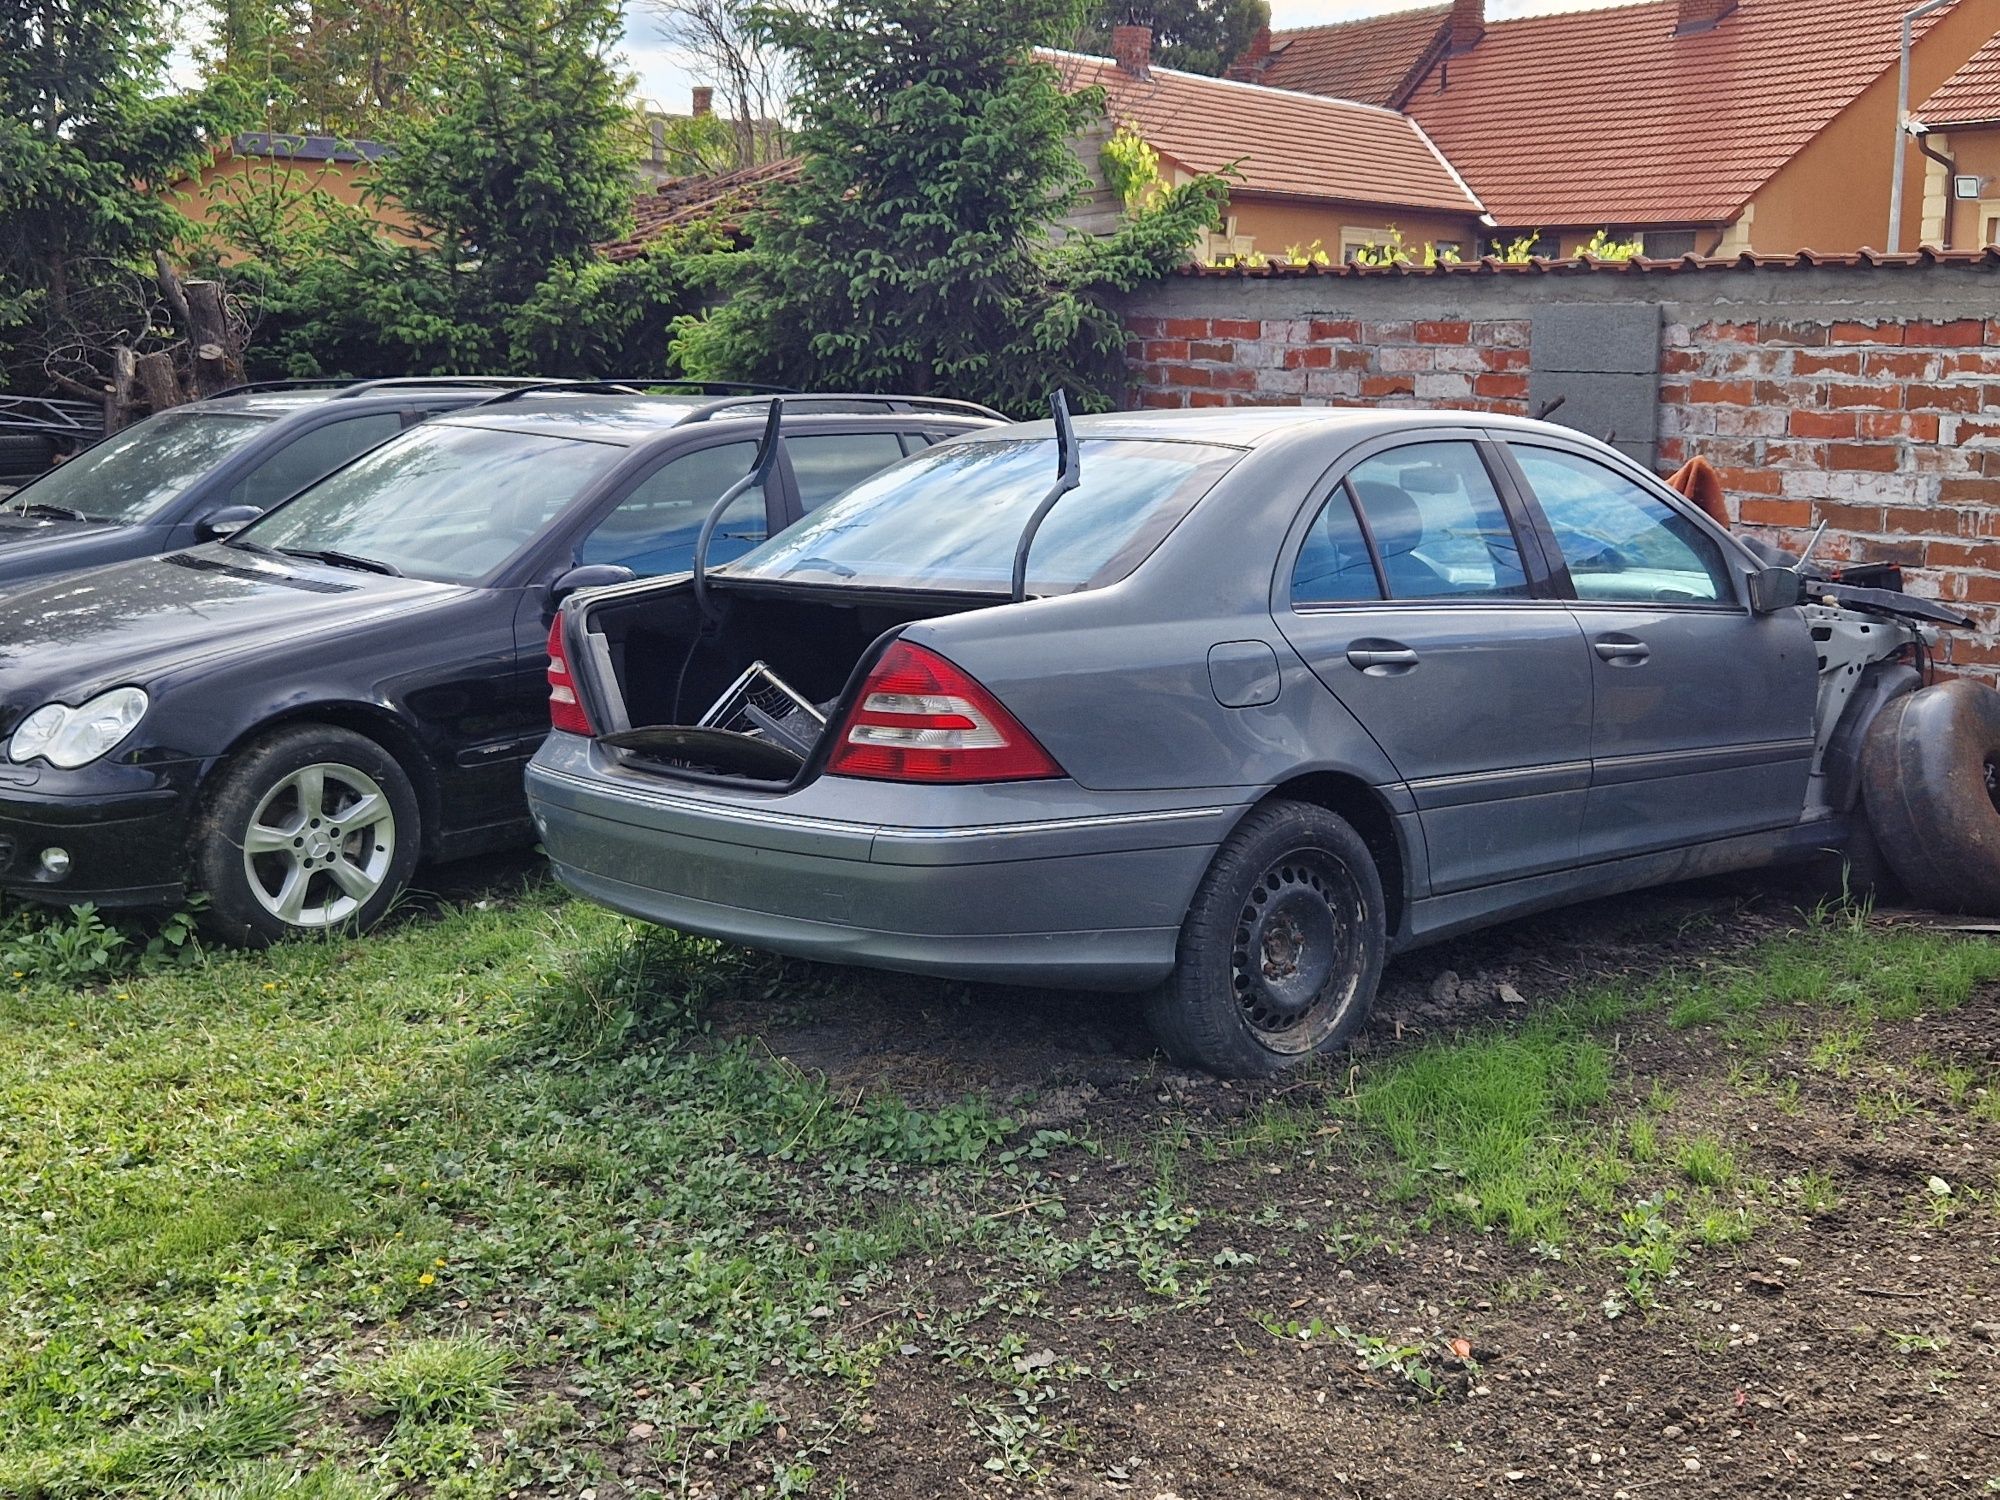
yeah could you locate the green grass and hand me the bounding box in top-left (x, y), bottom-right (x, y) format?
top-left (0, 882), bottom-right (1995, 1494)
top-left (1344, 1012), bottom-right (1620, 1243)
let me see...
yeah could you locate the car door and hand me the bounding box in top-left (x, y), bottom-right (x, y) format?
top-left (1499, 438), bottom-right (1818, 862)
top-left (1274, 434), bottom-right (1595, 894)
top-left (568, 436), bottom-right (781, 579)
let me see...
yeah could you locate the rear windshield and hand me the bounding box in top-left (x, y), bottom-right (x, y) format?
top-left (236, 422), bottom-right (625, 583)
top-left (8, 410), bottom-right (271, 523)
top-left (727, 437), bottom-right (1240, 594)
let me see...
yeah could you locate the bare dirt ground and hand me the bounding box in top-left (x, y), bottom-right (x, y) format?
top-left (693, 877), bottom-right (2000, 1500)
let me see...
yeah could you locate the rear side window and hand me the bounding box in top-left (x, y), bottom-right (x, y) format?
top-left (1512, 445), bottom-right (1733, 605)
top-left (578, 442), bottom-right (768, 577)
top-left (229, 413), bottom-right (403, 510)
top-left (731, 437), bottom-right (1240, 594)
top-left (1345, 442), bottom-right (1529, 600)
top-left (787, 432), bottom-right (909, 512)
top-left (1292, 487), bottom-right (1382, 604)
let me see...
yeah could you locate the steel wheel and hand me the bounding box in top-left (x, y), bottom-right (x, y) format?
top-left (1230, 846), bottom-right (1368, 1056)
top-left (240, 762), bottom-right (397, 929)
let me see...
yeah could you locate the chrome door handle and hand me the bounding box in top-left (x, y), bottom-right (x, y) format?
top-left (1346, 645), bottom-right (1420, 674)
top-left (1593, 637), bottom-right (1651, 664)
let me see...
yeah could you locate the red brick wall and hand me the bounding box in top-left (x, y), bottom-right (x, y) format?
top-left (1125, 289), bottom-right (2000, 680)
top-left (1125, 314), bottom-right (1532, 412)
top-left (1659, 316), bottom-right (2000, 677)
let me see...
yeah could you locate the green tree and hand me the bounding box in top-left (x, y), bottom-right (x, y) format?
top-left (674, 0), bottom-right (1225, 414)
top-left (376, 0), bottom-right (638, 308)
top-left (206, 0), bottom-right (448, 135)
top-left (0, 0), bottom-right (242, 386)
top-left (230, 0), bottom-right (655, 376)
top-left (1077, 0), bottom-right (1270, 76)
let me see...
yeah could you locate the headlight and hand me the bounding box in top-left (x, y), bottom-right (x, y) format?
top-left (8, 688), bottom-right (149, 769)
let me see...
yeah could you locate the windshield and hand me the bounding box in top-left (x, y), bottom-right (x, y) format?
top-left (7, 410), bottom-right (270, 523)
top-left (236, 422), bottom-right (625, 583)
top-left (729, 437), bottom-right (1240, 593)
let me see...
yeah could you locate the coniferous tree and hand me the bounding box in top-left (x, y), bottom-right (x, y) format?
top-left (674, 0), bottom-right (1225, 414)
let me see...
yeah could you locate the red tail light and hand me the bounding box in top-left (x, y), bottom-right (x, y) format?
top-left (546, 614), bottom-right (596, 736)
top-left (825, 640), bottom-right (1063, 783)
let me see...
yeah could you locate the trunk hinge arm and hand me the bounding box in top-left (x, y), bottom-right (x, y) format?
top-left (692, 396), bottom-right (784, 628)
top-left (1009, 389), bottom-right (1081, 604)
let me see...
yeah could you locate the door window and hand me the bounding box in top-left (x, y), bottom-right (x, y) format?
top-left (787, 432), bottom-right (910, 512)
top-left (1513, 446), bottom-right (1732, 604)
top-left (1344, 442), bottom-right (1529, 600)
top-left (579, 442), bottom-right (767, 577)
top-left (1291, 487), bottom-right (1382, 604)
top-left (228, 413), bottom-right (403, 510)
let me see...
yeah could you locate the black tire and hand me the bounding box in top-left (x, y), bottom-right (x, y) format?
top-left (0, 433), bottom-right (56, 478)
top-left (193, 723), bottom-right (422, 946)
top-left (1146, 800), bottom-right (1387, 1079)
top-left (1861, 680), bottom-right (2000, 914)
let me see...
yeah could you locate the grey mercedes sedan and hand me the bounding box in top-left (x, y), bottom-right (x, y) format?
top-left (525, 406), bottom-right (1988, 1076)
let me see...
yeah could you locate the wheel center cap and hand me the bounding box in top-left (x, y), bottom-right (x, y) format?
top-left (1262, 913), bottom-right (1305, 979)
top-left (305, 832), bottom-right (335, 861)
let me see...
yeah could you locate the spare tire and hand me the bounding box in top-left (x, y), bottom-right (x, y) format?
top-left (1861, 679), bottom-right (2000, 913)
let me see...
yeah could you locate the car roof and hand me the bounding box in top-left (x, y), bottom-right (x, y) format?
top-left (969, 406), bottom-right (1624, 453)
top-left (430, 394), bottom-right (1001, 446)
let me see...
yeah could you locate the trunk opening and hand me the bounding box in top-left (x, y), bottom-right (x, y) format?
top-left (576, 580), bottom-right (998, 786)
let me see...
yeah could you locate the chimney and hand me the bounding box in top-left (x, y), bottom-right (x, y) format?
top-left (1675, 0), bottom-right (1738, 33)
top-left (1448, 0), bottom-right (1484, 53)
top-left (691, 85), bottom-right (714, 116)
top-left (1112, 21), bottom-right (1153, 76)
top-left (1225, 24), bottom-right (1272, 82)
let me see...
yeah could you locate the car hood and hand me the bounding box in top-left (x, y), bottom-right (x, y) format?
top-left (0, 543), bottom-right (476, 700)
top-left (0, 513), bottom-right (149, 587)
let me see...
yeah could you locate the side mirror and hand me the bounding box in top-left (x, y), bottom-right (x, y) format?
top-left (1747, 565), bottom-right (1805, 615)
top-left (549, 563), bottom-right (635, 604)
top-left (196, 504), bottom-right (266, 542)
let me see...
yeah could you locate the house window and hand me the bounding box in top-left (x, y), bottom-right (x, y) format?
top-left (1981, 204), bottom-right (2000, 248)
top-left (1340, 226), bottom-right (1395, 263)
top-left (1643, 229), bottom-right (1699, 258)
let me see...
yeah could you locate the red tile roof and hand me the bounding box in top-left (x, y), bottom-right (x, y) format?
top-left (1047, 50), bottom-right (1482, 216)
top-left (1173, 243), bottom-right (2000, 276)
top-left (601, 159), bottom-right (802, 263)
top-left (1241, 5), bottom-right (1450, 109)
top-left (1919, 30), bottom-right (2000, 127)
top-left (1398, 0), bottom-right (1966, 229)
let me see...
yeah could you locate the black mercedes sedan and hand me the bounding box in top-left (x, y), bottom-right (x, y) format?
top-left (0, 388), bottom-right (998, 942)
top-left (0, 378), bottom-right (549, 588)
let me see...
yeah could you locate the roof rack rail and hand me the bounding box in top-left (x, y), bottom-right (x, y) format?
top-left (207, 375), bottom-right (554, 401)
top-left (675, 393), bottom-right (1009, 424)
top-left (331, 376), bottom-right (553, 398)
top-left (475, 377), bottom-right (794, 407)
top-left (206, 378), bottom-right (362, 398)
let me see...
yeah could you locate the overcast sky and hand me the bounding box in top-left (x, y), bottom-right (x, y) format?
top-left (623, 0), bottom-right (1637, 111)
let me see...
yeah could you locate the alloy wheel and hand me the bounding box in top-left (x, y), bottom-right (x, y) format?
top-left (240, 761), bottom-right (398, 929)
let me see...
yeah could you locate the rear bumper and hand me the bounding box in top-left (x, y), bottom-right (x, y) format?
top-left (0, 762), bottom-right (195, 907)
top-left (526, 735), bottom-right (1239, 991)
